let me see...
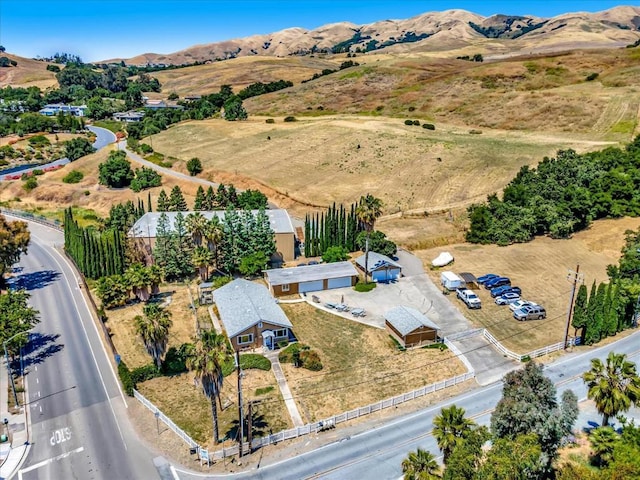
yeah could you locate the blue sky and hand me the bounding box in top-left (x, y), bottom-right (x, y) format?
top-left (0, 1), bottom-right (631, 61)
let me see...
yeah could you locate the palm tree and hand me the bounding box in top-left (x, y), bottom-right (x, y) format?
top-left (147, 264), bottom-right (163, 296)
top-left (589, 426), bottom-right (618, 467)
top-left (186, 212), bottom-right (208, 247)
top-left (203, 216), bottom-right (224, 268)
top-left (125, 263), bottom-right (151, 302)
top-left (135, 303), bottom-right (172, 369)
top-left (355, 194), bottom-right (383, 283)
top-left (433, 404), bottom-right (475, 462)
top-left (583, 351), bottom-right (640, 427)
top-left (401, 448), bottom-right (440, 480)
top-left (186, 330), bottom-right (232, 445)
top-left (192, 246), bottom-right (214, 281)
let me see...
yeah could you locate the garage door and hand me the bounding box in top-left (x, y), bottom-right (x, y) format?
top-left (299, 280), bottom-right (324, 293)
top-left (372, 268), bottom-right (401, 283)
top-left (327, 277), bottom-right (352, 289)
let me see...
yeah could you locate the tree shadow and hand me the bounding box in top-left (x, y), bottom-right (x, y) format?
top-left (224, 411), bottom-right (269, 448)
top-left (20, 332), bottom-right (64, 370)
top-left (12, 270), bottom-right (61, 291)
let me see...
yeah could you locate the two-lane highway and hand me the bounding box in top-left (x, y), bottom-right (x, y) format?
top-left (11, 221), bottom-right (160, 479)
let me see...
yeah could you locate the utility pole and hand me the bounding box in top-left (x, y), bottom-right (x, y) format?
top-left (564, 265), bottom-right (584, 349)
top-left (236, 349), bottom-right (243, 459)
top-left (247, 401), bottom-right (253, 453)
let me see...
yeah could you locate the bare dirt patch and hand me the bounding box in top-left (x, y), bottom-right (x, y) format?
top-left (279, 303), bottom-right (466, 422)
top-left (415, 217), bottom-right (640, 353)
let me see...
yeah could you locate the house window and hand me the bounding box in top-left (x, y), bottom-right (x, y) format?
top-left (238, 334), bottom-right (254, 345)
top-left (274, 329), bottom-right (288, 338)
top-left (281, 284), bottom-right (290, 292)
top-left (258, 322), bottom-right (263, 329)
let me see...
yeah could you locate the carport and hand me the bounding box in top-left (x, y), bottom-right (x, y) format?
top-left (459, 272), bottom-right (479, 289)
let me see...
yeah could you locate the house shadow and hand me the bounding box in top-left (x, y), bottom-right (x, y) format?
top-left (20, 332), bottom-right (64, 370)
top-left (13, 270), bottom-right (61, 291)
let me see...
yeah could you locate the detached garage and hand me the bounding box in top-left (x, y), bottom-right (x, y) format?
top-left (264, 262), bottom-right (359, 297)
top-left (385, 306), bottom-right (440, 348)
top-left (356, 252), bottom-right (402, 283)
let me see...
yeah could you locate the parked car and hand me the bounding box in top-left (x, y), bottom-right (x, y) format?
top-left (509, 300), bottom-right (537, 312)
top-left (490, 285), bottom-right (520, 298)
top-left (484, 277), bottom-right (511, 289)
top-left (456, 289), bottom-right (482, 309)
top-left (477, 273), bottom-right (499, 285)
top-left (308, 260), bottom-right (319, 265)
top-left (495, 292), bottom-right (521, 305)
top-left (514, 305), bottom-right (547, 321)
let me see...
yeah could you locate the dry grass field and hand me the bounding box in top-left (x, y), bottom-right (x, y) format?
top-left (416, 217), bottom-right (640, 353)
top-left (0, 54), bottom-right (58, 89)
top-left (150, 115), bottom-right (613, 215)
top-left (280, 303), bottom-right (466, 422)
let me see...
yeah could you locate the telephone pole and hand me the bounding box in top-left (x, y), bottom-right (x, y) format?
top-left (236, 349), bottom-right (244, 459)
top-left (247, 400), bottom-right (253, 453)
top-left (564, 264), bottom-right (584, 349)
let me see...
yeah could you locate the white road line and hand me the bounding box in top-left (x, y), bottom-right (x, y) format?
top-left (39, 406), bottom-right (42, 413)
top-left (36, 378), bottom-right (39, 384)
top-left (169, 465), bottom-right (180, 479)
top-left (18, 446), bottom-right (84, 479)
top-left (35, 366), bottom-right (37, 372)
top-left (29, 231), bottom-right (128, 450)
top-left (38, 391), bottom-right (41, 398)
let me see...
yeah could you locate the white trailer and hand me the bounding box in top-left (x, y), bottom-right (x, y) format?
top-left (440, 271), bottom-right (465, 291)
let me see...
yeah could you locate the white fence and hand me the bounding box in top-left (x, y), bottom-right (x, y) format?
top-left (482, 329), bottom-right (580, 362)
top-left (443, 337), bottom-right (476, 374)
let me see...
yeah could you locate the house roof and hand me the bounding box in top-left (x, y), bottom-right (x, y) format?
top-left (213, 279), bottom-right (292, 337)
top-left (130, 210), bottom-right (295, 237)
top-left (384, 306), bottom-right (440, 336)
top-left (355, 252), bottom-right (402, 273)
top-left (264, 262), bottom-right (358, 286)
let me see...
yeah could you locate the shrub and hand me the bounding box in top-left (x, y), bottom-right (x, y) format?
top-left (130, 166), bottom-right (162, 192)
top-left (131, 364), bottom-right (162, 384)
top-left (118, 361), bottom-right (134, 396)
top-left (83, 190), bottom-right (90, 196)
top-left (22, 177), bottom-right (37, 191)
top-left (162, 343), bottom-right (192, 374)
top-left (376, 105), bottom-right (384, 111)
top-left (139, 143), bottom-right (153, 154)
top-left (186, 157), bottom-right (203, 176)
top-left (284, 116), bottom-right (297, 122)
top-left (412, 120), bottom-right (420, 126)
top-left (28, 135), bottom-right (50, 147)
top-left (354, 281), bottom-right (376, 292)
top-left (265, 118), bottom-right (275, 124)
top-left (98, 150), bottom-right (133, 188)
top-left (31, 169), bottom-right (44, 176)
top-left (586, 72), bottom-right (599, 81)
top-left (255, 386), bottom-right (275, 396)
top-left (404, 119), bottom-right (414, 125)
top-left (521, 355), bottom-right (531, 363)
top-left (63, 170), bottom-right (84, 184)
top-left (408, 106), bottom-right (416, 112)
top-left (422, 342), bottom-right (448, 351)
top-left (279, 343), bottom-right (310, 363)
top-left (423, 123), bottom-right (435, 130)
top-left (300, 350), bottom-right (323, 371)
top-left (389, 335), bottom-right (406, 351)
top-left (239, 354), bottom-right (271, 371)
top-left (469, 129), bottom-right (483, 135)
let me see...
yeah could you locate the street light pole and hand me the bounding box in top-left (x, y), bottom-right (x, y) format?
top-left (3, 330), bottom-right (31, 408)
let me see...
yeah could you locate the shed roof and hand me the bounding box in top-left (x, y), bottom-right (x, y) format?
top-left (459, 272), bottom-right (478, 285)
top-left (384, 306), bottom-right (440, 336)
top-left (264, 262), bottom-right (358, 286)
top-left (355, 252), bottom-right (402, 273)
top-left (212, 279), bottom-right (292, 338)
top-left (130, 210), bottom-right (295, 238)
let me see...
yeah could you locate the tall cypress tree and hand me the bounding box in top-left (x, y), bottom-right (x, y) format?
top-left (169, 185), bottom-right (188, 212)
top-left (571, 284), bottom-right (588, 342)
top-left (205, 186), bottom-right (216, 210)
top-left (157, 189), bottom-right (169, 212)
top-left (584, 280), bottom-right (598, 345)
top-left (194, 185), bottom-right (206, 211)
top-left (147, 192), bottom-right (153, 212)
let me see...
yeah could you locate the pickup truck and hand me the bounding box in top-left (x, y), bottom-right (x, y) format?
top-left (456, 288), bottom-right (482, 309)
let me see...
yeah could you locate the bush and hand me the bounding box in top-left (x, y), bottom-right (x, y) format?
top-left (63, 170), bottom-right (84, 184)
top-left (130, 166), bottom-right (162, 192)
top-left (22, 177), bottom-right (37, 191)
top-left (408, 106), bottom-right (416, 112)
top-left (521, 355), bottom-right (531, 363)
top-left (163, 343), bottom-right (192, 374)
top-left (239, 354), bottom-right (271, 371)
top-left (284, 116), bottom-right (297, 122)
top-left (28, 135), bottom-right (50, 147)
top-left (422, 342), bottom-right (448, 351)
top-left (131, 364), bottom-right (162, 384)
top-left (279, 343), bottom-right (310, 363)
top-left (412, 120), bottom-right (420, 126)
top-left (422, 123), bottom-right (435, 130)
top-left (31, 169), bottom-right (44, 176)
top-left (186, 157), bottom-right (203, 176)
top-left (404, 119), bottom-right (414, 126)
top-left (139, 143), bottom-right (153, 154)
top-left (469, 129), bottom-right (483, 135)
top-left (354, 281), bottom-right (376, 292)
top-left (98, 150), bottom-right (134, 188)
top-left (389, 335), bottom-right (406, 351)
top-left (118, 361), bottom-right (134, 396)
top-left (586, 72), bottom-right (599, 81)
top-left (300, 350), bottom-right (323, 371)
top-left (265, 118), bottom-right (275, 124)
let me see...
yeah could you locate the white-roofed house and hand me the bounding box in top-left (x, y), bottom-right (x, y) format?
top-left (213, 279), bottom-right (295, 351)
top-left (264, 261), bottom-right (359, 297)
top-left (384, 306), bottom-right (440, 348)
top-left (355, 252), bottom-right (402, 283)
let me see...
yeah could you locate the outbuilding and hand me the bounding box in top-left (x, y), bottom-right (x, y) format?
top-left (384, 306), bottom-right (440, 348)
top-left (213, 279), bottom-right (295, 351)
top-left (264, 262), bottom-right (359, 297)
top-left (355, 252), bottom-right (402, 283)
top-left (459, 272), bottom-right (479, 290)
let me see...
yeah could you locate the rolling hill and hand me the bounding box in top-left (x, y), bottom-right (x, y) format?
top-left (110, 6), bottom-right (640, 65)
top-left (0, 53), bottom-right (58, 89)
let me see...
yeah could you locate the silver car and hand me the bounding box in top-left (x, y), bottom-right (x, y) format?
top-left (514, 305), bottom-right (546, 321)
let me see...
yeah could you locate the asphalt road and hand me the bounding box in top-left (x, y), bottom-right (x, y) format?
top-left (9, 221), bottom-right (161, 480)
top-left (174, 329), bottom-right (640, 480)
top-left (87, 126), bottom-right (117, 150)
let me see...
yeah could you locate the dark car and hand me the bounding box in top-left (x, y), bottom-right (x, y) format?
top-left (485, 276), bottom-right (511, 289)
top-left (490, 285), bottom-right (521, 298)
top-left (477, 273), bottom-right (499, 285)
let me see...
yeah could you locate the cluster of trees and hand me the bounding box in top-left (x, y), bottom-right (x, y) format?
top-left (95, 263), bottom-right (163, 308)
top-left (467, 138), bottom-right (640, 245)
top-left (301, 60), bottom-right (360, 84)
top-left (63, 208), bottom-right (126, 279)
top-left (402, 362), bottom-right (579, 479)
top-left (0, 57), bottom-right (17, 67)
top-left (98, 150), bottom-right (162, 191)
top-left (237, 80), bottom-right (293, 100)
top-left (304, 202), bottom-right (365, 257)
top-left (0, 111), bottom-right (85, 137)
top-left (192, 183), bottom-right (268, 211)
top-left (105, 198), bottom-right (149, 232)
top-left (65, 137), bottom-right (95, 161)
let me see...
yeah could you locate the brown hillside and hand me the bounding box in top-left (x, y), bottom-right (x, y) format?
top-left (0, 54), bottom-right (58, 89)
top-left (109, 7), bottom-right (640, 65)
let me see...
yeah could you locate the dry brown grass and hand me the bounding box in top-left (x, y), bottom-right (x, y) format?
top-left (279, 303), bottom-right (466, 422)
top-left (416, 217), bottom-right (640, 352)
top-left (0, 54), bottom-right (58, 89)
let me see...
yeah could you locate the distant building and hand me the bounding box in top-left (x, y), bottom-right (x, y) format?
top-left (144, 99), bottom-right (182, 110)
top-left (130, 210), bottom-right (296, 262)
top-left (113, 111), bottom-right (145, 122)
top-left (39, 104), bottom-right (87, 117)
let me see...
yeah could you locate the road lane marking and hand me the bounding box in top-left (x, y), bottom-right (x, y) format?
top-left (18, 446), bottom-right (84, 479)
top-left (35, 366), bottom-right (37, 372)
top-left (170, 465), bottom-right (180, 479)
top-left (29, 232), bottom-right (128, 450)
top-left (36, 378), bottom-right (39, 384)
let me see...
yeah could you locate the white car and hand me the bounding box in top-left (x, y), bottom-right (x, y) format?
top-left (509, 300), bottom-right (537, 312)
